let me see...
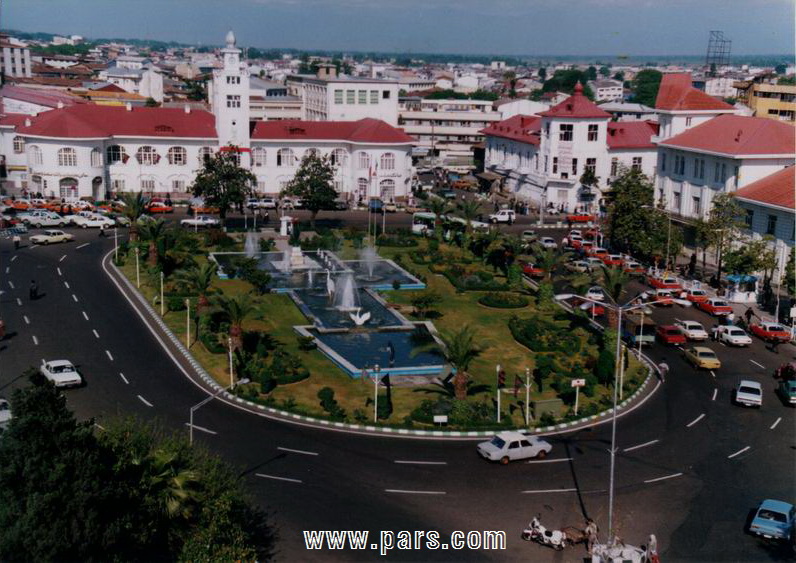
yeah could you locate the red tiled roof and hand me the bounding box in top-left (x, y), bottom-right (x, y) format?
top-left (655, 73), bottom-right (734, 111)
top-left (480, 114), bottom-right (541, 145)
top-left (251, 118), bottom-right (414, 143)
top-left (0, 112), bottom-right (30, 127)
top-left (1, 85), bottom-right (87, 109)
top-left (734, 166), bottom-right (794, 210)
top-left (607, 121), bottom-right (659, 150)
top-left (538, 83), bottom-right (611, 119)
top-left (15, 104), bottom-right (217, 138)
top-left (659, 114), bottom-right (796, 156)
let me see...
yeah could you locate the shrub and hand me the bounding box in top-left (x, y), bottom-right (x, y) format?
top-left (300, 233), bottom-right (341, 251)
top-left (594, 349), bottom-right (615, 386)
top-left (392, 279), bottom-right (401, 290)
top-left (478, 292), bottom-right (529, 309)
top-left (317, 387), bottom-right (346, 420)
top-left (296, 335), bottom-right (317, 351)
top-left (376, 235), bottom-right (418, 248)
top-left (167, 296), bottom-right (187, 312)
top-left (267, 350), bottom-right (310, 385)
top-left (538, 412), bottom-right (557, 427)
top-left (205, 229), bottom-right (236, 249)
top-left (259, 238), bottom-right (276, 252)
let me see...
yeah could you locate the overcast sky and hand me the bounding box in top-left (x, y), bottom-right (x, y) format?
top-left (4, 0), bottom-right (794, 56)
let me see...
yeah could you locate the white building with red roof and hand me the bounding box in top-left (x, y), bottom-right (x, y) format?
top-left (481, 83), bottom-right (658, 212)
top-left (653, 73), bottom-right (737, 141)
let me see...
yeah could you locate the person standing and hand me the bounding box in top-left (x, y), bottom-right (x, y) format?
top-left (726, 311), bottom-right (735, 325)
top-left (744, 307), bottom-right (755, 326)
top-left (13, 234), bottom-right (20, 250)
top-left (29, 279), bottom-right (38, 301)
top-left (710, 324), bottom-right (719, 341)
top-left (585, 519), bottom-right (599, 555)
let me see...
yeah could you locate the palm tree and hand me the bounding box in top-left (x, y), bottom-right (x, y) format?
top-left (173, 262), bottom-right (217, 314)
top-left (457, 199), bottom-right (482, 233)
top-left (119, 191), bottom-right (148, 242)
top-left (139, 219), bottom-right (167, 267)
top-left (416, 325), bottom-right (484, 400)
top-left (533, 246), bottom-right (572, 281)
top-left (597, 265), bottom-right (632, 329)
top-left (214, 293), bottom-right (256, 351)
top-left (427, 198), bottom-right (452, 240)
top-left (144, 447), bottom-right (200, 521)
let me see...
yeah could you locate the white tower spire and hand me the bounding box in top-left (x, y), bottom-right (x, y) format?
top-left (211, 30), bottom-right (250, 166)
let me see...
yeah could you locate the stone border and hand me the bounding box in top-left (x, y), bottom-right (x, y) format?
top-left (105, 252), bottom-right (659, 439)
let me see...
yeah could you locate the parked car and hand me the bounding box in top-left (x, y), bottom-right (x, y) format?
top-left (245, 198), bottom-right (264, 209)
top-left (180, 215), bottom-right (220, 228)
top-left (477, 432), bottom-right (552, 464)
top-left (656, 325), bottom-right (686, 345)
top-left (650, 289), bottom-right (675, 306)
top-left (76, 213), bottom-right (115, 229)
top-left (647, 275), bottom-right (683, 291)
top-left (0, 398), bottom-right (11, 430)
top-left (538, 237), bottom-right (557, 250)
top-left (29, 229), bottom-right (74, 245)
top-left (568, 235), bottom-right (583, 249)
top-left (566, 213), bottom-right (594, 223)
top-left (147, 201), bottom-right (174, 214)
top-left (383, 202), bottom-right (398, 213)
top-left (585, 286), bottom-right (605, 301)
top-left (602, 254), bottom-right (624, 267)
top-left (749, 322), bottom-right (792, 343)
top-left (734, 380), bottom-right (763, 407)
top-left (567, 260), bottom-right (591, 273)
top-left (685, 288), bottom-right (709, 304)
top-left (622, 260), bottom-right (645, 275)
top-left (674, 319), bottom-right (709, 341)
top-left (585, 257), bottom-right (605, 271)
top-left (683, 346), bottom-right (721, 370)
top-left (749, 499), bottom-right (794, 540)
top-left (586, 247), bottom-right (609, 260)
top-left (520, 261), bottom-right (545, 278)
top-left (578, 300), bottom-right (605, 317)
top-left (439, 189), bottom-right (457, 199)
top-left (716, 325), bottom-right (752, 346)
top-left (489, 209), bottom-right (516, 224)
top-left (521, 230), bottom-right (537, 242)
top-left (40, 360), bottom-right (83, 388)
top-left (697, 298), bottom-right (733, 317)
top-left (777, 379), bottom-right (796, 406)
top-left (260, 197), bottom-right (278, 209)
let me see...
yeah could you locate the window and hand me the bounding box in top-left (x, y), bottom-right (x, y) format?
top-left (674, 154), bottom-right (685, 175)
top-left (544, 122), bottom-right (550, 136)
top-left (557, 189), bottom-right (568, 201)
top-left (382, 90), bottom-right (390, 99)
top-left (357, 178), bottom-right (368, 199)
top-left (167, 146), bottom-right (187, 166)
top-left (379, 179), bottom-right (395, 201)
top-left (141, 179), bottom-right (155, 192)
top-left (610, 157), bottom-right (618, 177)
top-left (276, 148), bottom-right (296, 167)
top-left (632, 157), bottom-right (642, 172)
top-left (734, 165), bottom-right (740, 188)
top-left (358, 90), bottom-right (367, 104)
top-left (87, 148), bottom-right (102, 167)
top-left (28, 145), bottom-right (42, 166)
top-left (544, 155), bottom-right (548, 172)
top-left (370, 90), bottom-right (379, 104)
top-left (58, 148), bottom-right (77, 167)
top-left (692, 196), bottom-right (701, 215)
top-left (172, 179), bottom-right (186, 192)
top-left (251, 147), bottom-right (266, 167)
top-left (660, 153), bottom-right (666, 172)
top-left (226, 76), bottom-right (240, 85)
top-left (136, 146), bottom-right (159, 166)
top-left (559, 124), bottom-right (573, 141)
top-left (588, 124), bottom-right (598, 141)
top-left (686, 117), bottom-right (692, 126)
top-left (331, 148), bottom-right (347, 167)
top-left (720, 163), bottom-right (726, 183)
top-left (380, 152), bottom-right (395, 170)
top-left (107, 145), bottom-right (127, 164)
top-left (12, 136), bottom-right (24, 153)
top-left (334, 89), bottom-right (343, 104)
top-left (693, 158), bottom-right (704, 179)
top-left (198, 147), bottom-right (214, 164)
top-left (586, 158), bottom-right (597, 175)
top-left (346, 90), bottom-right (355, 104)
top-left (358, 152), bottom-right (370, 170)
top-left (766, 214), bottom-right (777, 235)
top-left (552, 157), bottom-right (558, 174)
top-left (111, 179), bottom-right (125, 192)
top-left (226, 95), bottom-right (241, 108)
top-left (744, 209), bottom-right (754, 228)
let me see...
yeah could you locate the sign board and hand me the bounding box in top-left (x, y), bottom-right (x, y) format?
top-left (571, 378), bottom-right (586, 388)
top-left (790, 306), bottom-right (796, 319)
top-left (433, 415), bottom-right (448, 425)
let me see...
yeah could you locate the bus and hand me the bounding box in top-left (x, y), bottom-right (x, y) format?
top-left (411, 212), bottom-right (490, 238)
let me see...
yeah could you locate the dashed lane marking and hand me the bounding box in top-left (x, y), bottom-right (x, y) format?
top-left (522, 488), bottom-right (577, 494)
top-left (770, 417), bottom-right (782, 430)
top-left (59, 255), bottom-right (66, 262)
top-left (64, 281), bottom-right (70, 289)
top-left (92, 329), bottom-right (100, 339)
top-left (750, 359), bottom-right (765, 369)
top-left (82, 311), bottom-right (89, 321)
top-left (385, 489), bottom-right (446, 495)
top-left (72, 294), bottom-right (78, 302)
top-left (32, 335), bottom-right (38, 345)
top-left (4, 267), bottom-right (8, 274)
top-left (256, 473), bottom-right (303, 484)
top-left (57, 267), bottom-right (62, 276)
top-left (185, 423), bottom-right (218, 435)
top-left (105, 350), bottom-right (114, 361)
top-left (10, 255), bottom-right (17, 262)
top-left (712, 388), bottom-right (718, 401)
top-left (710, 370), bottom-right (716, 378)
top-left (8, 281), bottom-right (14, 289)
top-left (23, 315), bottom-right (29, 325)
top-left (16, 298), bottom-right (22, 306)
top-left (277, 447), bottom-right (319, 456)
top-left (644, 472), bottom-right (683, 484)
top-left (76, 243), bottom-right (89, 250)
top-left (728, 446), bottom-right (751, 459)
top-left (686, 413), bottom-right (705, 428)
top-left (119, 372), bottom-right (129, 385)
top-left (526, 457), bottom-right (573, 464)
top-left (624, 440), bottom-right (659, 453)
top-left (395, 460), bottom-right (447, 465)
top-left (137, 395), bottom-right (153, 407)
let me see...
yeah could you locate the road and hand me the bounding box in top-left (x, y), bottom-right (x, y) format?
top-left (0, 222), bottom-right (793, 561)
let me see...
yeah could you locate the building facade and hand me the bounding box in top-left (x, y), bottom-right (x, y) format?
top-left (0, 36), bottom-right (32, 79)
top-left (734, 80), bottom-right (796, 123)
top-left (587, 79), bottom-right (624, 102)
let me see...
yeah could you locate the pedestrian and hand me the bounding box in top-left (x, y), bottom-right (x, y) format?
top-left (13, 234), bottom-right (20, 250)
top-left (710, 324), bottom-right (718, 341)
top-left (585, 519), bottom-right (599, 555)
top-left (770, 338), bottom-right (781, 354)
top-left (657, 360), bottom-right (669, 382)
top-left (726, 311), bottom-right (735, 325)
top-left (0, 318), bottom-right (5, 341)
top-left (29, 279), bottom-right (38, 301)
top-left (744, 307), bottom-right (754, 326)
top-left (98, 225), bottom-right (107, 238)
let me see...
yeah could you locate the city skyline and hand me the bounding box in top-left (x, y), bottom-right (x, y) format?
top-left (4, 0), bottom-right (795, 57)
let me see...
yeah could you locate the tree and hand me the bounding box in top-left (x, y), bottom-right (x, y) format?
top-left (145, 97), bottom-right (158, 107)
top-left (280, 152), bottom-right (337, 229)
top-left (213, 293), bottom-right (256, 351)
top-left (173, 262), bottom-right (218, 314)
top-left (184, 79), bottom-right (207, 101)
top-left (599, 65), bottom-right (610, 77)
top-left (416, 325), bottom-right (484, 400)
top-left (612, 71), bottom-right (625, 81)
top-left (533, 246), bottom-right (572, 282)
top-left (631, 69), bottom-right (662, 107)
top-left (778, 76), bottom-right (796, 86)
top-left (410, 290), bottom-right (442, 319)
top-left (119, 191), bottom-right (147, 242)
top-left (538, 67), bottom-right (547, 81)
top-left (579, 167), bottom-right (599, 195)
top-left (427, 198), bottom-right (452, 241)
top-left (469, 89), bottom-right (499, 101)
top-left (139, 219), bottom-right (167, 267)
top-left (529, 88), bottom-right (544, 101)
top-left (775, 63), bottom-right (787, 74)
top-left (723, 237), bottom-right (777, 278)
top-left (704, 193), bottom-right (745, 281)
top-left (586, 66), bottom-right (598, 81)
top-left (191, 149), bottom-right (256, 223)
top-left (597, 266), bottom-right (632, 329)
top-left (783, 251), bottom-right (795, 297)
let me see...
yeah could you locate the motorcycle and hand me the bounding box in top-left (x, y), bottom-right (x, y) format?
top-left (522, 516), bottom-right (569, 550)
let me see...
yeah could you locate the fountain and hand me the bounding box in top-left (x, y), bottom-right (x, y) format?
top-left (349, 307), bottom-right (371, 326)
top-left (326, 270), bottom-right (335, 297)
top-left (307, 268), bottom-right (314, 289)
top-left (333, 272), bottom-right (360, 312)
top-left (360, 245), bottom-right (379, 280)
top-left (244, 232), bottom-right (259, 258)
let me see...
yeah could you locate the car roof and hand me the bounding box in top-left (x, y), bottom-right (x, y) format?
top-left (759, 499), bottom-right (794, 513)
top-left (46, 359), bottom-right (74, 367)
top-left (738, 379), bottom-right (761, 389)
top-left (692, 346), bottom-right (714, 353)
top-left (495, 431), bottom-right (527, 441)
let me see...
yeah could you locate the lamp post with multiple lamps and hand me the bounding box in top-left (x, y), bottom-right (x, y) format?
top-left (188, 379), bottom-right (250, 445)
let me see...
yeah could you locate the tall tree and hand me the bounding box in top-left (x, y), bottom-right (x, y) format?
top-left (214, 293), bottom-right (256, 351)
top-left (191, 149), bottom-right (256, 223)
top-left (280, 152), bottom-right (337, 229)
top-left (631, 69), bottom-right (663, 107)
top-left (427, 198), bottom-right (452, 241)
top-left (599, 65), bottom-right (611, 77)
top-left (139, 219), bottom-right (167, 268)
top-left (704, 193), bottom-right (745, 281)
top-left (418, 325), bottom-right (484, 401)
top-left (173, 261), bottom-right (218, 315)
top-left (538, 67), bottom-right (547, 81)
top-left (119, 191), bottom-right (147, 242)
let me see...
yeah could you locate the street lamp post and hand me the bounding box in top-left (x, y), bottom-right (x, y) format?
top-left (189, 378), bottom-right (250, 445)
top-left (185, 298), bottom-right (190, 348)
top-left (160, 271), bottom-right (164, 316)
top-left (135, 247), bottom-right (140, 288)
top-left (495, 364), bottom-right (502, 423)
top-left (373, 364), bottom-right (380, 422)
top-left (113, 227), bottom-right (118, 262)
top-left (524, 367), bottom-right (531, 427)
top-left (228, 337), bottom-right (234, 389)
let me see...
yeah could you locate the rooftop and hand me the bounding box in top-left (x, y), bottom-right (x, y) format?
top-left (538, 83), bottom-right (611, 119)
top-left (1, 85), bottom-right (87, 109)
top-left (658, 114), bottom-right (796, 156)
top-left (655, 73), bottom-right (735, 112)
top-left (480, 114), bottom-right (541, 145)
top-left (252, 118), bottom-right (414, 144)
top-left (607, 121), bottom-right (658, 149)
top-left (734, 165), bottom-right (794, 210)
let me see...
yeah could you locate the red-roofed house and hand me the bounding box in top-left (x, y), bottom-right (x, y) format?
top-left (654, 114), bottom-right (795, 221)
top-left (654, 73), bottom-right (737, 141)
top-left (481, 84), bottom-right (658, 212)
top-left (1, 84), bottom-right (86, 115)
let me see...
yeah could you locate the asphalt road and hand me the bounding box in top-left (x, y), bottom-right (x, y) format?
top-left (0, 222), bottom-right (793, 561)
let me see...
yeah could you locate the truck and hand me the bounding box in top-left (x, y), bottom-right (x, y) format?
top-left (489, 209), bottom-right (516, 224)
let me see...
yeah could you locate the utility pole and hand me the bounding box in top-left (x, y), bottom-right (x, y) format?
top-left (524, 367), bottom-right (531, 426)
top-left (185, 298), bottom-right (190, 348)
top-left (373, 364), bottom-right (380, 422)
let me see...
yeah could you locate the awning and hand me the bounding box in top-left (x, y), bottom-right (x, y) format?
top-left (727, 274), bottom-right (758, 284)
top-left (476, 171), bottom-right (503, 181)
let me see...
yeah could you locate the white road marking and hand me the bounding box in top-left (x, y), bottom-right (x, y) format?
top-left (185, 423), bottom-right (217, 435)
top-left (59, 255), bottom-right (66, 262)
top-left (72, 293), bottom-right (78, 302)
top-left (770, 417), bottom-right (782, 430)
top-left (394, 460), bottom-right (447, 465)
top-left (686, 413), bottom-right (705, 428)
top-left (32, 335), bottom-right (38, 345)
top-left (623, 440), bottom-right (659, 453)
top-left (94, 423), bottom-right (105, 431)
top-left (644, 472), bottom-right (683, 484)
top-left (727, 446), bottom-right (751, 459)
top-left (64, 281), bottom-right (70, 289)
top-left (256, 473), bottom-right (303, 484)
top-left (522, 488), bottom-right (577, 494)
top-left (385, 489), bottom-right (446, 495)
top-left (710, 370), bottom-right (716, 378)
top-left (8, 281), bottom-right (14, 289)
top-left (23, 315), bottom-right (29, 325)
top-left (119, 372), bottom-right (129, 384)
top-left (137, 395), bottom-right (153, 407)
top-left (92, 329), bottom-right (100, 339)
top-left (277, 446), bottom-right (319, 456)
top-left (526, 457), bottom-right (573, 464)
top-left (82, 311), bottom-right (89, 321)
top-left (16, 298), bottom-right (22, 306)
top-left (4, 267), bottom-right (8, 274)
top-left (57, 267), bottom-right (62, 276)
top-left (712, 388), bottom-right (718, 401)
top-left (750, 359), bottom-right (765, 369)
top-left (76, 243), bottom-right (89, 249)
top-left (10, 255), bottom-right (17, 262)
top-left (105, 350), bottom-right (114, 361)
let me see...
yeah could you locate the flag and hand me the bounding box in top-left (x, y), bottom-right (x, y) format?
top-left (387, 340), bottom-right (395, 367)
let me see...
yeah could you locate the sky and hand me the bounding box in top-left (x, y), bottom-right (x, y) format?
top-left (4, 0), bottom-right (794, 57)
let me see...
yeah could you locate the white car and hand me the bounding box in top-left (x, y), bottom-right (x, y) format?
top-left (180, 215), bottom-right (220, 228)
top-left (675, 319), bottom-right (709, 341)
top-left (734, 380), bottom-right (762, 407)
top-left (260, 197), bottom-right (278, 209)
top-left (18, 210), bottom-right (66, 228)
top-left (489, 209), bottom-right (516, 224)
top-left (717, 325), bottom-right (752, 346)
top-left (521, 230), bottom-right (537, 242)
top-left (567, 260), bottom-right (591, 273)
top-left (78, 214), bottom-right (115, 229)
top-left (586, 286), bottom-right (605, 301)
top-left (539, 237), bottom-right (557, 249)
top-left (0, 398), bottom-right (11, 430)
top-left (585, 257), bottom-right (604, 270)
top-left (477, 431), bottom-right (553, 464)
top-left (30, 229), bottom-right (74, 245)
top-left (40, 360), bottom-right (83, 388)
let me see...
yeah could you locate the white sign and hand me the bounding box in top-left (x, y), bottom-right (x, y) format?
top-left (433, 415), bottom-right (448, 424)
top-left (790, 306), bottom-right (796, 319)
top-left (571, 378), bottom-right (586, 388)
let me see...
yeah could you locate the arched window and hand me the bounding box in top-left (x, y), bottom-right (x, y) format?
top-left (198, 146), bottom-right (214, 165)
top-left (277, 148), bottom-right (296, 167)
top-left (304, 148), bottom-right (319, 160)
top-left (357, 178), bottom-right (369, 201)
top-left (251, 147), bottom-right (266, 167)
top-left (136, 146), bottom-right (159, 166)
top-left (107, 145), bottom-right (127, 164)
top-left (12, 136), bottom-right (24, 154)
top-left (90, 148), bottom-right (103, 167)
top-left (380, 152), bottom-right (395, 170)
top-left (28, 145), bottom-right (42, 166)
top-left (167, 146), bottom-right (187, 166)
top-left (59, 177), bottom-right (78, 199)
top-left (358, 151), bottom-right (370, 170)
top-left (331, 148), bottom-right (348, 167)
top-left (57, 148), bottom-right (77, 167)
top-left (379, 179), bottom-right (395, 201)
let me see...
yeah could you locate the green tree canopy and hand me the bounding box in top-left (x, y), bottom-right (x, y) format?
top-left (613, 71), bottom-right (625, 81)
top-left (704, 192), bottom-right (745, 280)
top-left (541, 69), bottom-right (595, 99)
top-left (191, 148), bottom-right (256, 222)
top-left (281, 152), bottom-right (337, 228)
top-left (631, 69), bottom-right (663, 107)
top-left (586, 66), bottom-right (598, 81)
top-left (599, 65), bottom-right (611, 77)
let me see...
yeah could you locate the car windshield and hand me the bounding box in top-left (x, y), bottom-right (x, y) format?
top-left (489, 436), bottom-right (506, 449)
top-left (698, 351), bottom-right (716, 358)
top-left (691, 290), bottom-right (705, 296)
top-left (739, 386), bottom-right (761, 395)
top-left (51, 364), bottom-right (75, 374)
top-left (768, 325), bottom-right (785, 331)
top-left (728, 329), bottom-right (746, 336)
top-left (713, 301), bottom-right (728, 307)
top-left (757, 509), bottom-right (787, 523)
top-left (666, 329), bottom-right (680, 335)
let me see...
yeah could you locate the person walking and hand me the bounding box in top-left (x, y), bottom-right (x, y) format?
top-left (726, 311), bottom-right (735, 325)
top-left (13, 234), bottom-right (20, 250)
top-left (744, 307), bottom-right (755, 326)
top-left (28, 279), bottom-right (38, 301)
top-left (657, 360), bottom-right (669, 382)
top-left (710, 324), bottom-right (719, 341)
top-left (585, 519), bottom-right (599, 555)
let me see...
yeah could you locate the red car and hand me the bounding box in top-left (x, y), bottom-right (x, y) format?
top-left (567, 213), bottom-right (595, 223)
top-left (749, 322), bottom-right (791, 343)
top-left (580, 241), bottom-right (595, 254)
top-left (587, 247), bottom-right (609, 259)
top-left (520, 261), bottom-right (545, 278)
top-left (577, 300), bottom-right (605, 316)
top-left (651, 289), bottom-right (675, 306)
top-left (697, 298), bottom-right (733, 316)
top-left (147, 202), bottom-right (174, 214)
top-left (685, 288), bottom-right (709, 304)
top-left (623, 260), bottom-right (645, 274)
top-left (647, 275), bottom-right (683, 291)
top-left (656, 325), bottom-right (686, 345)
top-left (602, 254), bottom-right (624, 267)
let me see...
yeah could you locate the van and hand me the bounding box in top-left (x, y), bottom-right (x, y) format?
top-left (623, 318), bottom-right (656, 347)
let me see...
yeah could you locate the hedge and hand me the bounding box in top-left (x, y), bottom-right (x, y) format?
top-left (478, 292), bottom-right (529, 309)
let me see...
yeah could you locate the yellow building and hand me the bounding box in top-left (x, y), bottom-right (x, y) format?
top-left (735, 79), bottom-right (796, 123)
